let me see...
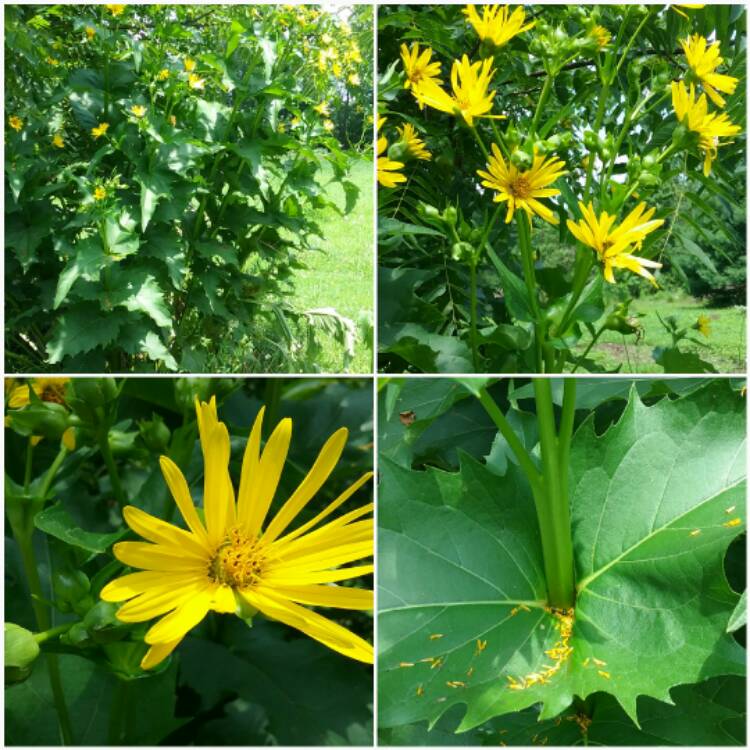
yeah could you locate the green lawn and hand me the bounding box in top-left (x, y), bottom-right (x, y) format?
top-left (292, 157), bottom-right (373, 373)
top-left (577, 291), bottom-right (746, 373)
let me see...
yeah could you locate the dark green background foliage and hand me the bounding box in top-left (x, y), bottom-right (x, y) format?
top-left (5, 4), bottom-right (372, 373)
top-left (378, 5), bottom-right (746, 374)
top-left (377, 377), bottom-right (746, 745)
top-left (5, 377), bottom-right (373, 745)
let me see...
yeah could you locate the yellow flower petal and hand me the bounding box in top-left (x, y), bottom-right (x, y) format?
top-left (141, 639), bottom-right (181, 670)
top-left (113, 541), bottom-right (207, 572)
top-left (122, 505), bottom-right (209, 557)
top-left (116, 579), bottom-right (208, 622)
top-left (159, 456), bottom-right (209, 544)
top-left (271, 583), bottom-right (373, 610)
top-left (243, 588), bottom-right (373, 663)
top-left (101, 570), bottom-right (198, 603)
top-left (261, 427), bottom-right (349, 543)
top-left (144, 585), bottom-right (213, 644)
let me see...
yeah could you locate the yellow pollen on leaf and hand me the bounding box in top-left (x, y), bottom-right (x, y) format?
top-left (725, 505), bottom-right (736, 514)
top-left (399, 662), bottom-right (414, 668)
top-left (598, 670), bottom-right (611, 679)
top-left (690, 529), bottom-right (702, 537)
top-left (476, 639), bottom-right (487, 654)
top-left (724, 518), bottom-right (742, 528)
top-left (592, 657), bottom-right (607, 667)
top-left (429, 633), bottom-right (444, 640)
top-left (416, 685), bottom-right (424, 697)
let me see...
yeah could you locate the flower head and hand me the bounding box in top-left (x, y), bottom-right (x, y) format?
top-left (130, 104), bottom-right (147, 118)
top-left (348, 72), bottom-right (360, 87)
top-left (671, 4), bottom-right (705, 19)
top-left (157, 68), bottom-right (170, 81)
top-left (184, 57), bottom-right (196, 72)
top-left (94, 186), bottom-right (107, 201)
top-left (377, 117), bottom-right (407, 189)
top-left (105, 4), bottom-right (126, 16)
top-left (9, 115), bottom-right (23, 132)
top-left (681, 34), bottom-right (738, 108)
top-left (100, 398), bottom-right (373, 670)
top-left (414, 55), bottom-right (503, 127)
top-left (52, 133), bottom-right (64, 148)
top-left (7, 378), bottom-right (69, 409)
top-left (671, 81), bottom-right (740, 175)
top-left (566, 201), bottom-right (664, 286)
top-left (695, 313), bottom-right (711, 337)
top-left (477, 145), bottom-right (566, 225)
top-left (91, 122), bottom-right (109, 139)
top-left (400, 43), bottom-right (442, 92)
top-left (463, 5), bottom-right (535, 48)
top-left (85, 26), bottom-right (96, 40)
top-left (314, 101), bottom-right (331, 116)
top-left (396, 123), bottom-right (431, 161)
top-left (323, 119), bottom-right (335, 132)
top-left (590, 25), bottom-right (611, 49)
top-left (188, 73), bottom-right (205, 90)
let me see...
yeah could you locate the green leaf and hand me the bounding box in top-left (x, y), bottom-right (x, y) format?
top-left (104, 215), bottom-right (140, 259)
top-left (46, 304), bottom-right (127, 364)
top-left (653, 346), bottom-right (717, 373)
top-left (381, 323), bottom-right (474, 373)
top-left (486, 250), bottom-right (534, 322)
top-left (5, 654), bottom-right (183, 745)
top-left (53, 237), bottom-right (106, 309)
top-left (378, 382), bottom-right (745, 732)
top-left (727, 591), bottom-right (746, 633)
top-left (107, 268), bottom-right (172, 331)
top-left (137, 168), bottom-right (172, 233)
top-left (138, 331), bottom-right (178, 371)
top-left (34, 502), bottom-right (124, 554)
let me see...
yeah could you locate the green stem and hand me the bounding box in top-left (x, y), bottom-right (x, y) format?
top-left (476, 387), bottom-right (542, 495)
top-left (571, 325), bottom-right (606, 373)
top-left (469, 258), bottom-right (480, 371)
top-left (531, 73), bottom-right (553, 135)
top-left (16, 532), bottom-right (74, 744)
top-left (98, 434), bottom-right (127, 511)
top-left (516, 211), bottom-right (545, 372)
top-left (24, 438), bottom-right (34, 494)
top-left (533, 379), bottom-right (575, 609)
top-left (469, 123), bottom-right (489, 161)
top-left (555, 252), bottom-right (595, 339)
top-left (263, 379), bottom-right (283, 437)
top-left (34, 622), bottom-right (74, 644)
top-left (39, 445), bottom-right (69, 502)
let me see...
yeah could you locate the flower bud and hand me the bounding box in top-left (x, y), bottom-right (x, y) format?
top-left (73, 378), bottom-right (118, 407)
top-left (5, 623), bottom-right (40, 684)
top-left (174, 378), bottom-right (212, 412)
top-left (451, 241), bottom-right (476, 263)
top-left (139, 414), bottom-right (171, 453)
top-left (7, 402), bottom-right (70, 440)
top-left (510, 149), bottom-right (533, 170)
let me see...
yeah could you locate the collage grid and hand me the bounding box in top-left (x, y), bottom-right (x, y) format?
top-left (2, 1), bottom-right (748, 748)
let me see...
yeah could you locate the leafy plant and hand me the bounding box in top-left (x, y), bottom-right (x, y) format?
top-left (5, 4), bottom-right (373, 373)
top-left (377, 377), bottom-right (746, 745)
top-left (4, 376), bottom-right (374, 745)
top-left (377, 4), bottom-right (745, 374)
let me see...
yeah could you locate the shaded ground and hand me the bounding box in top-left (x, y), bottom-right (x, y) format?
top-left (576, 291), bottom-right (745, 373)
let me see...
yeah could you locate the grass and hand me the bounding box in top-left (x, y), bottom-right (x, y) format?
top-left (292, 157), bottom-right (373, 373)
top-left (575, 290), bottom-right (746, 373)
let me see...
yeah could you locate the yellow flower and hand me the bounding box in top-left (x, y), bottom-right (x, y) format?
top-left (348, 72), bottom-right (360, 86)
top-left (46, 56), bottom-right (60, 66)
top-left (91, 122), bottom-right (110, 138)
top-left (671, 81), bottom-right (741, 175)
top-left (157, 68), bottom-right (170, 81)
top-left (7, 378), bottom-right (70, 409)
top-left (477, 145), bottom-right (567, 225)
top-left (378, 117), bottom-right (407, 189)
top-left (566, 201), bottom-right (664, 286)
top-left (169, 115), bottom-right (176, 127)
top-left (332, 62), bottom-right (342, 78)
top-left (590, 25), bottom-right (611, 49)
top-left (85, 26), bottom-right (96, 40)
top-left (314, 101), bottom-right (331, 117)
top-left (188, 73), bottom-right (205, 90)
top-left (105, 4), bottom-right (126, 16)
top-left (413, 56), bottom-right (503, 127)
top-left (396, 123), bottom-right (431, 161)
top-left (681, 34), bottom-right (738, 108)
top-left (346, 43), bottom-right (362, 64)
top-left (8, 115), bottom-right (23, 132)
top-left (100, 398), bottom-right (374, 670)
top-left (52, 133), bottom-right (64, 148)
top-left (695, 313), bottom-right (711, 337)
top-left (130, 104), bottom-right (147, 118)
top-left (400, 43), bottom-right (442, 92)
top-left (62, 426), bottom-right (76, 452)
top-left (277, 122), bottom-right (286, 133)
top-left (323, 119), bottom-right (335, 132)
top-left (463, 4), bottom-right (535, 48)
top-left (184, 57), bottom-right (196, 73)
top-left (94, 186), bottom-right (107, 201)
top-left (671, 4), bottom-right (705, 19)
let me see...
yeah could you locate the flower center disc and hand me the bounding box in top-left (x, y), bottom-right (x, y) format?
top-left (209, 527), bottom-right (265, 589)
top-left (510, 176), bottom-right (531, 199)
